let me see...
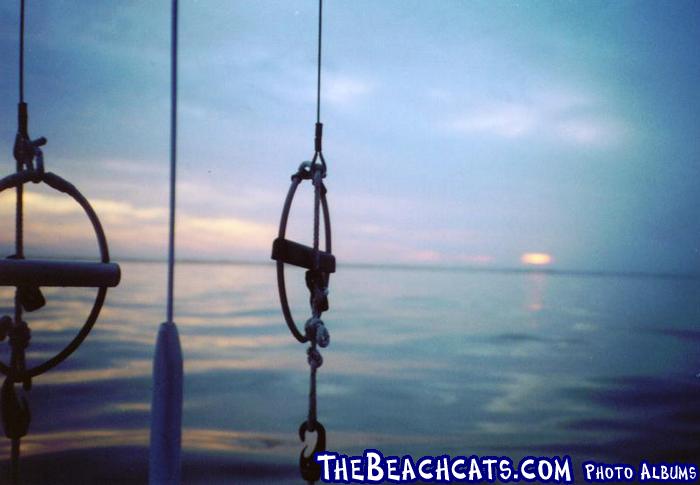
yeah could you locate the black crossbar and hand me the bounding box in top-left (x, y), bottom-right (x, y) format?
top-left (272, 238), bottom-right (335, 273)
top-left (0, 259), bottom-right (121, 287)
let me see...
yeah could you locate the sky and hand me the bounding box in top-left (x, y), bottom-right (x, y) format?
top-left (0, 0), bottom-right (698, 273)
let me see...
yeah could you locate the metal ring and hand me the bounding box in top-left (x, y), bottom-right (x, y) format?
top-left (0, 170), bottom-right (112, 380)
top-left (276, 173), bottom-right (332, 343)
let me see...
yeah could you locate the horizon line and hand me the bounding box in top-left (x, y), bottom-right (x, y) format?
top-left (16, 254), bottom-right (698, 281)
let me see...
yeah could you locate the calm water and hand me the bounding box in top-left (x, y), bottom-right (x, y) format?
top-left (0, 261), bottom-right (698, 483)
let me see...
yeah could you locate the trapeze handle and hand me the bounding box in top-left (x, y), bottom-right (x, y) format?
top-left (0, 259), bottom-right (121, 287)
top-left (272, 238), bottom-right (335, 273)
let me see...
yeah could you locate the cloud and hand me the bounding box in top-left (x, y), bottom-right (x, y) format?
top-left (406, 249), bottom-right (442, 263)
top-left (447, 104), bottom-right (537, 138)
top-left (323, 74), bottom-right (374, 107)
top-left (177, 214), bottom-right (276, 256)
top-left (0, 191), bottom-right (276, 259)
top-left (443, 89), bottom-right (629, 148)
top-left (455, 254), bottom-right (494, 264)
top-left (99, 158), bottom-right (167, 177)
top-left (3, 181), bottom-right (493, 265)
top-left (262, 64), bottom-right (375, 111)
top-left (555, 118), bottom-right (626, 146)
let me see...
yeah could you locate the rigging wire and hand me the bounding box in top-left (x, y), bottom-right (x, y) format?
top-left (19, 0), bottom-right (24, 105)
top-left (16, 0), bottom-right (26, 260)
top-left (19, 0), bottom-right (24, 103)
top-left (315, 0), bottom-right (322, 124)
top-left (166, 0), bottom-right (178, 323)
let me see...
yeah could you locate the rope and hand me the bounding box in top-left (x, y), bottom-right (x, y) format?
top-left (9, 2), bottom-right (28, 481)
top-left (166, 0), bottom-right (178, 323)
top-left (307, 345), bottom-right (319, 428)
top-left (306, 352), bottom-right (317, 485)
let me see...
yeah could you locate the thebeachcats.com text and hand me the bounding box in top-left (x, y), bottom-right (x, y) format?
top-left (314, 450), bottom-right (699, 483)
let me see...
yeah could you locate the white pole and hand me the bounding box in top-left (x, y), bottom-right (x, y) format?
top-left (149, 321), bottom-right (183, 484)
top-left (150, 0), bottom-right (183, 483)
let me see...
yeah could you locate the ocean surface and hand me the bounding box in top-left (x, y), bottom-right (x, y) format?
top-left (0, 261), bottom-right (698, 484)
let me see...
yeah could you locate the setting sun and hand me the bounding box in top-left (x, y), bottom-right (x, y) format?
top-left (520, 252), bottom-right (553, 266)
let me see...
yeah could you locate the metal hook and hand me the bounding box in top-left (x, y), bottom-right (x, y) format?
top-left (298, 420), bottom-right (326, 482)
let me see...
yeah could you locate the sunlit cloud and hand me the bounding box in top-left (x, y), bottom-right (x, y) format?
top-left (0, 191), bottom-right (165, 223)
top-left (178, 215), bottom-right (275, 254)
top-left (0, 191), bottom-right (276, 259)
